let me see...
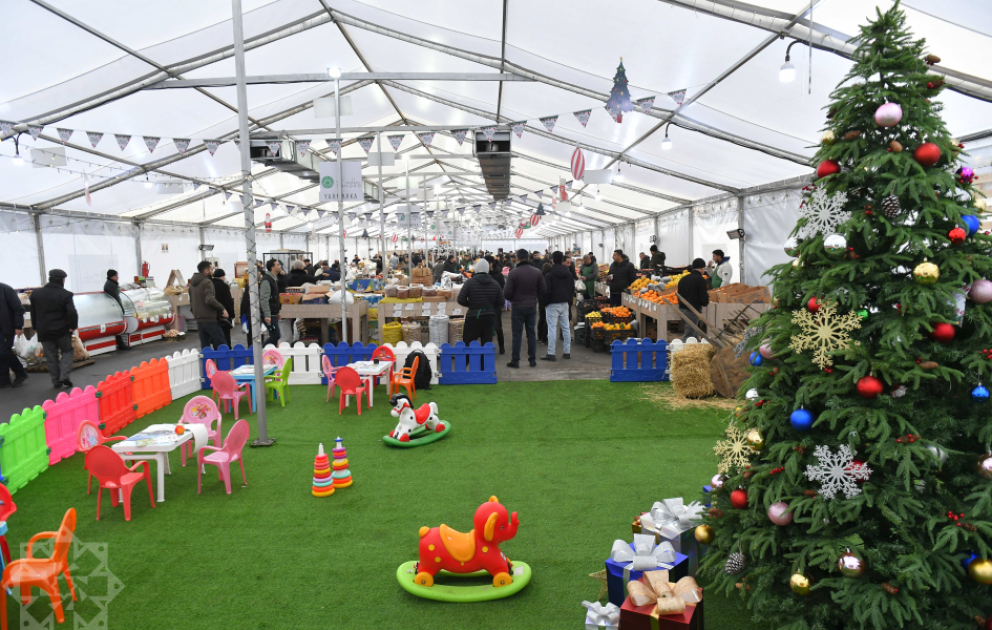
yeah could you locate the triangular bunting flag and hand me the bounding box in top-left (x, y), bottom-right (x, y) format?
top-left (482, 126), bottom-right (497, 141)
top-left (358, 137), bottom-right (374, 154)
top-left (452, 129), bottom-right (468, 145)
top-left (223, 191), bottom-right (233, 201)
top-left (87, 131), bottom-right (104, 148)
top-left (511, 121), bottom-right (525, 139)
top-left (573, 109), bottom-right (591, 127)
top-left (566, 180), bottom-right (573, 188)
top-left (387, 134), bottom-right (404, 151)
top-left (174, 138), bottom-right (190, 154)
top-left (416, 131), bottom-right (435, 147)
top-left (488, 202), bottom-right (496, 210)
top-left (634, 96), bottom-right (655, 113)
top-left (27, 125), bottom-right (43, 141)
top-left (233, 139), bottom-right (240, 149)
top-left (297, 140), bottom-right (311, 157)
top-left (114, 134), bottom-right (131, 151)
top-left (364, 212), bottom-right (373, 222)
top-left (144, 136), bottom-right (160, 153)
top-left (540, 115), bottom-right (558, 133)
top-left (519, 194), bottom-right (529, 205)
top-left (204, 140), bottom-right (220, 156)
top-left (266, 141), bottom-right (282, 156)
top-left (473, 205), bottom-right (481, 212)
top-left (0, 121), bottom-right (13, 136)
top-left (549, 185), bottom-right (558, 194)
top-left (326, 139), bottom-right (341, 156)
top-left (57, 128), bottom-right (73, 144)
top-left (606, 106), bottom-right (619, 123)
top-left (668, 89), bottom-right (686, 107)
top-left (457, 208), bottom-right (465, 216)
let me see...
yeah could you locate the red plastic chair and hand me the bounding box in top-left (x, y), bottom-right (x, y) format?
top-left (371, 346), bottom-right (396, 391)
top-left (85, 446), bottom-right (155, 522)
top-left (0, 484), bottom-right (16, 565)
top-left (211, 371), bottom-right (252, 419)
top-left (179, 396), bottom-right (222, 467)
top-left (76, 420), bottom-right (127, 495)
top-left (198, 420), bottom-right (249, 495)
top-left (0, 508), bottom-right (77, 630)
top-left (335, 367), bottom-right (368, 416)
top-left (390, 355), bottom-right (419, 401)
top-left (321, 355), bottom-right (341, 403)
top-left (205, 359), bottom-right (219, 404)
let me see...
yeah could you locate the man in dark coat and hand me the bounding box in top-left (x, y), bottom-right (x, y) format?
top-left (485, 255), bottom-right (506, 354)
top-left (649, 245), bottom-right (666, 273)
top-left (443, 255), bottom-right (459, 275)
top-left (503, 249), bottom-right (546, 368)
top-left (0, 282), bottom-right (28, 388)
top-left (677, 258), bottom-right (710, 341)
top-left (104, 270), bottom-right (122, 310)
top-left (457, 259), bottom-right (505, 349)
top-left (29, 269), bottom-right (78, 388)
top-left (212, 269), bottom-right (236, 348)
top-left (607, 249), bottom-right (637, 307)
top-left (189, 261), bottom-right (228, 351)
top-left (286, 260), bottom-right (317, 287)
top-left (541, 251), bottom-right (575, 361)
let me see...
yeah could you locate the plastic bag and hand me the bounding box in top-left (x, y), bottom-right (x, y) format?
top-left (328, 290), bottom-right (355, 304)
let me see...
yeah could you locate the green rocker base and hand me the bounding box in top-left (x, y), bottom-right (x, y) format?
top-left (396, 561), bottom-right (531, 602)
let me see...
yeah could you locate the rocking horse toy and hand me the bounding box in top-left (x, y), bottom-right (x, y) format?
top-left (382, 393), bottom-right (451, 448)
top-left (396, 496), bottom-right (531, 602)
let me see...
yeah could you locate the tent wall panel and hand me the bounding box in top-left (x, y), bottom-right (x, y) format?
top-left (657, 210), bottom-right (690, 267)
top-left (41, 217), bottom-right (138, 293)
top-left (693, 201), bottom-right (739, 283)
top-left (140, 225), bottom-right (200, 285)
top-left (744, 189), bottom-right (802, 286)
top-left (0, 211), bottom-right (40, 288)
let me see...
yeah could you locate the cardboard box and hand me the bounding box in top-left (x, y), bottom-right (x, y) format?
top-left (423, 296), bottom-right (448, 302)
top-left (605, 543), bottom-right (689, 607)
top-left (279, 294), bottom-right (303, 305)
top-left (620, 595), bottom-right (703, 630)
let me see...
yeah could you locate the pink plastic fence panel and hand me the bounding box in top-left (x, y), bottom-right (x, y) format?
top-left (41, 385), bottom-right (99, 465)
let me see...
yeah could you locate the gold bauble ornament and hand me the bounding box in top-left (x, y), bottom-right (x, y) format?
top-left (789, 572), bottom-right (812, 595)
top-left (968, 557), bottom-right (992, 584)
top-left (838, 549), bottom-right (866, 578)
top-left (821, 130), bottom-right (836, 146)
top-left (745, 427), bottom-right (764, 451)
top-left (975, 196), bottom-right (987, 211)
top-left (694, 524), bottom-right (715, 545)
top-left (913, 261), bottom-right (940, 286)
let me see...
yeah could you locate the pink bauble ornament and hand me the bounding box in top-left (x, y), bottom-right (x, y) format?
top-left (768, 502), bottom-right (793, 526)
top-left (874, 102), bottom-right (903, 127)
top-left (759, 343), bottom-right (775, 360)
top-left (711, 473), bottom-right (725, 489)
top-left (969, 279), bottom-right (992, 304)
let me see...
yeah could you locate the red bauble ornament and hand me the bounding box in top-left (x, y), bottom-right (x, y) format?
top-left (856, 375), bottom-right (884, 399)
top-left (816, 160), bottom-right (841, 178)
top-left (807, 297), bottom-right (821, 312)
top-left (846, 459), bottom-right (870, 484)
top-left (913, 142), bottom-right (941, 167)
top-left (930, 322), bottom-right (955, 343)
top-left (948, 226), bottom-right (966, 245)
top-left (730, 489), bottom-right (749, 509)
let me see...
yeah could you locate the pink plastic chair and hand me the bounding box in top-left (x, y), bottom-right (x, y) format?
top-left (263, 348), bottom-right (284, 368)
top-left (179, 396), bottom-right (222, 467)
top-left (205, 359), bottom-right (219, 403)
top-left (85, 446), bottom-right (155, 521)
top-left (321, 355), bottom-right (341, 403)
top-left (76, 421), bottom-right (127, 495)
top-left (335, 367), bottom-right (368, 416)
top-left (371, 346), bottom-right (396, 391)
top-left (198, 420), bottom-right (249, 495)
top-left (211, 371), bottom-right (252, 419)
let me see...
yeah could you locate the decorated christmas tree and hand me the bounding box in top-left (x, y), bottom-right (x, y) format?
top-left (700, 4), bottom-right (992, 630)
top-left (605, 59), bottom-right (634, 123)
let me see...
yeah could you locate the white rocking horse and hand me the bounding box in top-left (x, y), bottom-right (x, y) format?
top-left (388, 393), bottom-right (445, 442)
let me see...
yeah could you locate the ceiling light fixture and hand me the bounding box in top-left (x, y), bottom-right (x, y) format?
top-left (661, 124), bottom-right (673, 151)
top-left (779, 40), bottom-right (805, 83)
top-left (327, 67), bottom-right (342, 80)
top-left (12, 137), bottom-right (23, 166)
top-left (144, 175), bottom-right (153, 189)
top-left (615, 163), bottom-right (625, 183)
top-left (595, 187), bottom-right (602, 202)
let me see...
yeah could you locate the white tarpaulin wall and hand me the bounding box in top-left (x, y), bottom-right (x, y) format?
top-left (744, 189), bottom-right (804, 286)
top-left (692, 199), bottom-right (740, 283)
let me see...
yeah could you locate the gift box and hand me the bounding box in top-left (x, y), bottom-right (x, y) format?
top-left (620, 595), bottom-right (703, 630)
top-left (637, 499), bottom-right (705, 577)
top-left (582, 601), bottom-right (620, 630)
top-left (605, 536), bottom-right (688, 607)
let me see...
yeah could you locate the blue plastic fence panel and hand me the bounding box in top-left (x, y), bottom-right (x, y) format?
top-left (609, 339), bottom-right (669, 382)
top-left (321, 342), bottom-right (379, 384)
top-left (200, 344), bottom-right (255, 390)
top-left (438, 341), bottom-right (497, 385)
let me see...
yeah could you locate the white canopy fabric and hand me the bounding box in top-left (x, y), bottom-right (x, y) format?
top-left (1, 0), bottom-right (990, 289)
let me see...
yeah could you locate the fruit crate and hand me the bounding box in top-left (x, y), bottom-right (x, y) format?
top-left (605, 313), bottom-right (635, 326)
top-left (577, 299), bottom-right (599, 318)
top-left (603, 329), bottom-right (635, 347)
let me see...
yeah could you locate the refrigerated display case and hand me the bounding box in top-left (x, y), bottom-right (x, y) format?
top-left (120, 287), bottom-right (175, 347)
top-left (74, 293), bottom-right (127, 356)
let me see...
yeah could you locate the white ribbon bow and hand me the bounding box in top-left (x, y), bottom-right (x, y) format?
top-left (644, 498), bottom-right (704, 537)
top-left (582, 601), bottom-right (620, 629)
top-left (610, 534), bottom-right (677, 584)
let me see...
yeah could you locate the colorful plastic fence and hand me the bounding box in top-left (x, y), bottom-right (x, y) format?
top-left (0, 406), bottom-right (50, 493)
top-left (437, 341), bottom-right (497, 385)
top-left (199, 344), bottom-right (255, 390)
top-left (265, 343), bottom-right (326, 385)
top-left (132, 358), bottom-right (172, 418)
top-left (42, 386), bottom-right (99, 465)
top-left (166, 349), bottom-right (201, 399)
top-left (320, 342), bottom-right (378, 384)
top-left (96, 371), bottom-right (138, 437)
top-left (609, 339), bottom-right (669, 382)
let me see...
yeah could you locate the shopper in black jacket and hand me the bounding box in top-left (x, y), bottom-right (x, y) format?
top-left (103, 270), bottom-right (122, 310)
top-left (607, 249), bottom-right (637, 307)
top-left (541, 251), bottom-right (575, 361)
top-left (286, 260), bottom-right (317, 287)
top-left (29, 269), bottom-right (78, 388)
top-left (503, 249), bottom-right (546, 368)
top-left (676, 258), bottom-right (710, 341)
top-left (212, 269), bottom-right (236, 348)
top-left (485, 255), bottom-right (506, 354)
top-left (457, 259), bottom-right (504, 349)
top-left (0, 282), bottom-right (27, 388)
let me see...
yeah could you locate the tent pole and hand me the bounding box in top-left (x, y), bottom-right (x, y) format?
top-left (231, 0), bottom-right (272, 447)
top-left (335, 77), bottom-right (348, 344)
top-left (33, 213), bottom-right (46, 284)
top-left (377, 132), bottom-right (385, 276)
top-left (133, 221), bottom-right (143, 279)
top-left (737, 195), bottom-right (745, 284)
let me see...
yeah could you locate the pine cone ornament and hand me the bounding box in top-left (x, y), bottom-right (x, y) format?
top-left (725, 552), bottom-right (746, 575)
top-left (882, 195), bottom-right (902, 218)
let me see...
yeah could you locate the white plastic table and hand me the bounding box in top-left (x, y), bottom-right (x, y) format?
top-left (230, 364), bottom-right (277, 409)
top-left (111, 423), bottom-right (208, 502)
top-left (347, 360), bottom-right (394, 407)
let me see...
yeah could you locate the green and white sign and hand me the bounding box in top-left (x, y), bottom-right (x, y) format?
top-left (318, 160), bottom-right (363, 202)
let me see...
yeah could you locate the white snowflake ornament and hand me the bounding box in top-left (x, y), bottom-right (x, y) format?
top-left (798, 188), bottom-right (850, 239)
top-left (805, 444), bottom-right (871, 500)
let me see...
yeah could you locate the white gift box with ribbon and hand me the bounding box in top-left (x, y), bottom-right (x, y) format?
top-left (639, 498), bottom-right (704, 550)
top-left (610, 534), bottom-right (677, 582)
top-left (582, 601), bottom-right (620, 630)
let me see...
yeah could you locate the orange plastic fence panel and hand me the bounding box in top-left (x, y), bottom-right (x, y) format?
top-left (95, 371), bottom-right (137, 437)
top-left (131, 358), bottom-right (171, 419)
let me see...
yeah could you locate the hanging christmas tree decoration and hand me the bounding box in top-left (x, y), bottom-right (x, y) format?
top-left (889, 140), bottom-right (903, 152)
top-left (730, 489), bottom-right (749, 509)
top-left (881, 195), bottom-right (902, 218)
top-left (930, 322), bottom-right (955, 343)
top-left (694, 525), bottom-right (715, 545)
top-left (974, 196), bottom-right (987, 211)
top-left (821, 130), bottom-right (836, 145)
top-left (768, 502), bottom-right (793, 526)
top-left (969, 279), bottom-right (992, 304)
top-left (790, 301), bottom-right (861, 369)
top-left (824, 233), bottom-right (847, 257)
top-left (856, 307), bottom-right (870, 320)
top-left (807, 296), bottom-right (821, 312)
top-left (874, 102), bottom-right (903, 127)
top-left (789, 572), bottom-right (812, 595)
top-left (843, 130), bottom-right (862, 141)
top-left (967, 558), bottom-right (992, 584)
top-left (977, 453), bottom-right (992, 480)
top-left (856, 375), bottom-right (884, 399)
top-left (816, 160), bottom-right (841, 179)
top-left (714, 424), bottom-right (753, 473)
top-left (956, 166), bottom-right (976, 185)
top-left (749, 351), bottom-right (763, 367)
top-left (838, 549), bottom-right (866, 578)
top-left (725, 551), bottom-right (746, 575)
top-left (790, 408), bottom-right (814, 432)
top-left (711, 473), bottom-right (726, 489)
top-left (913, 260), bottom-right (940, 285)
top-left (785, 236), bottom-right (800, 257)
top-left (948, 227), bottom-right (967, 245)
top-left (759, 343), bottom-right (775, 360)
top-left (962, 214), bottom-right (981, 236)
top-left (926, 444), bottom-right (948, 465)
top-left (798, 188), bottom-right (850, 238)
top-left (604, 59), bottom-right (635, 123)
top-left (745, 428), bottom-right (764, 451)
top-left (805, 444), bottom-right (872, 499)
top-left (971, 384), bottom-right (990, 401)
top-left (745, 388), bottom-right (760, 401)
top-left (913, 142), bottom-right (941, 167)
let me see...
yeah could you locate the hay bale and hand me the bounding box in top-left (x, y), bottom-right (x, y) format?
top-left (671, 343), bottom-right (717, 399)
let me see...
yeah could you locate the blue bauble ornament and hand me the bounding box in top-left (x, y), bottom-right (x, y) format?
top-left (962, 214), bottom-right (981, 236)
top-left (749, 351), bottom-right (763, 367)
top-left (790, 408), bottom-right (814, 431)
top-left (963, 551), bottom-right (979, 569)
top-left (972, 384), bottom-right (990, 401)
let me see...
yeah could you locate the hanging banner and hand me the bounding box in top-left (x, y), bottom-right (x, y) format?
top-left (452, 129), bottom-right (468, 145)
top-left (204, 139), bottom-right (221, 156)
top-left (606, 106), bottom-right (620, 123)
top-left (326, 138), bottom-right (341, 156)
top-left (535, 203), bottom-right (546, 216)
top-left (174, 138), bottom-right (190, 154)
top-left (266, 141), bottom-right (282, 156)
top-left (668, 89), bottom-right (686, 107)
top-left (573, 109), bottom-right (591, 127)
top-left (540, 115), bottom-right (558, 133)
top-left (571, 147), bottom-right (585, 181)
top-left (87, 131), bottom-right (104, 148)
top-left (27, 125), bottom-right (43, 141)
top-left (482, 126), bottom-right (497, 141)
top-left (511, 121), bottom-right (525, 139)
top-left (358, 137), bottom-right (374, 154)
top-left (387, 134), bottom-right (404, 151)
top-left (0, 121), bottom-right (13, 136)
top-left (318, 160), bottom-right (363, 202)
top-left (634, 96), bottom-right (655, 113)
top-left (396, 210), bottom-right (421, 228)
top-left (57, 128), bottom-right (74, 144)
top-left (144, 136), bottom-right (160, 153)
top-left (559, 180), bottom-right (568, 201)
top-left (416, 131), bottom-right (435, 147)
top-left (297, 140), bottom-right (311, 157)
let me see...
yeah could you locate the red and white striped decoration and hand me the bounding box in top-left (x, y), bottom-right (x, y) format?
top-left (530, 214), bottom-right (541, 227)
top-left (391, 234), bottom-right (399, 243)
top-left (515, 228), bottom-right (523, 239)
top-left (571, 147), bottom-right (585, 181)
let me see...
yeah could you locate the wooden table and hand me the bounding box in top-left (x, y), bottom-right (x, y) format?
top-left (278, 301), bottom-right (369, 345)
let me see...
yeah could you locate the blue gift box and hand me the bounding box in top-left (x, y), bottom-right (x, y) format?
top-left (604, 543), bottom-right (689, 607)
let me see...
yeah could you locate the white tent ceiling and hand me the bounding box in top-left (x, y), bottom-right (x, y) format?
top-left (2, 0), bottom-right (991, 242)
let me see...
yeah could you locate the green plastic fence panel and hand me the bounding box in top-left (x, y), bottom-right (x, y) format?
top-left (0, 406), bottom-right (50, 494)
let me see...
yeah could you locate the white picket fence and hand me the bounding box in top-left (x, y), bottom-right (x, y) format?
top-left (165, 348), bottom-right (202, 400)
top-left (263, 342), bottom-right (325, 385)
top-left (384, 341), bottom-right (441, 385)
top-left (665, 338), bottom-right (711, 377)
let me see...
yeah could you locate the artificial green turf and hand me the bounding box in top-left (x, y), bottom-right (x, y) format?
top-left (5, 381), bottom-right (755, 629)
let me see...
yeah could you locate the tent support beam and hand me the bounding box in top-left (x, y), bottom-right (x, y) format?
top-left (33, 214), bottom-right (46, 285)
top-left (146, 73), bottom-right (529, 88)
top-left (135, 223), bottom-right (144, 276)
